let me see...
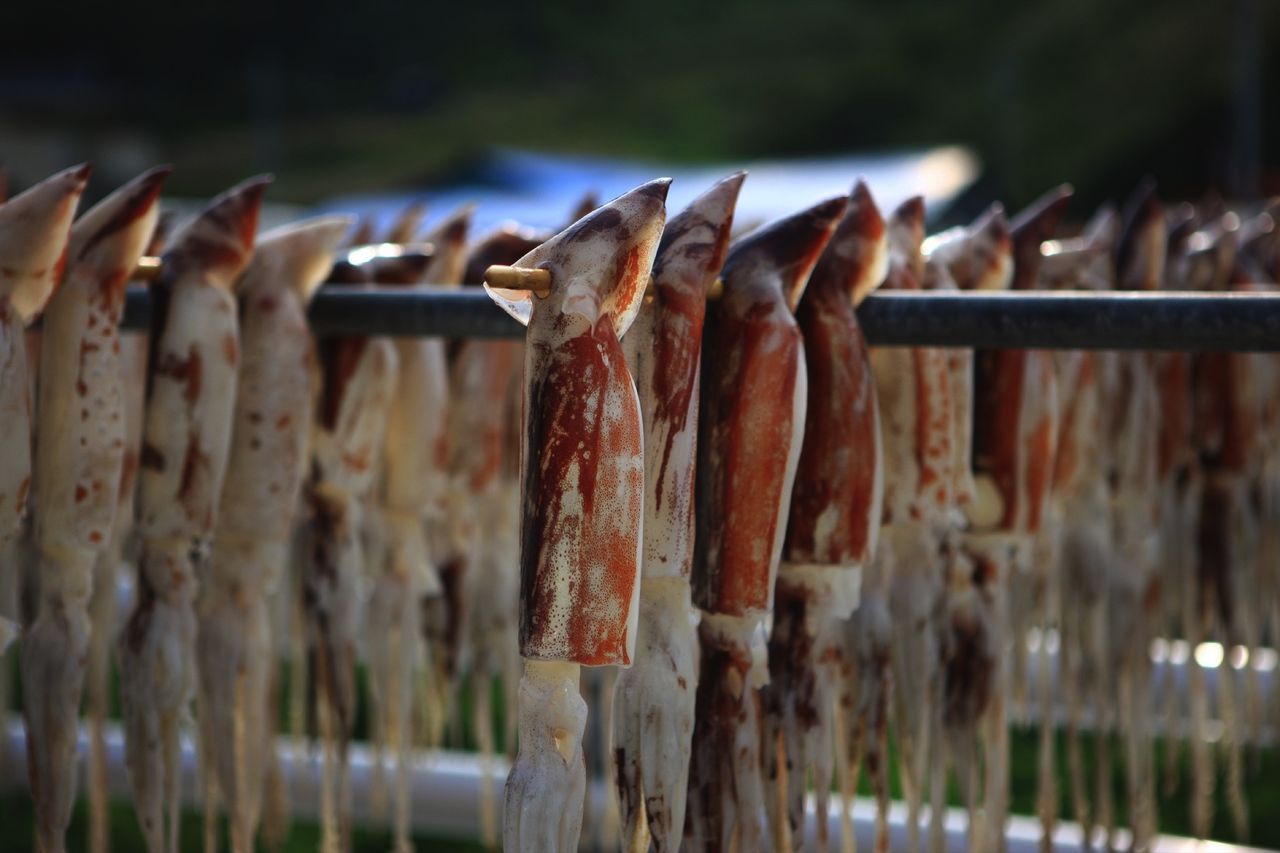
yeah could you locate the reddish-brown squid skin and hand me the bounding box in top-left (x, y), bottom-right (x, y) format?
top-left (692, 195), bottom-right (847, 618)
top-left (763, 182), bottom-right (888, 847)
top-left (519, 309), bottom-right (646, 665)
top-left (865, 196), bottom-right (963, 852)
top-left (784, 181), bottom-right (885, 569)
top-left (495, 181), bottom-right (669, 853)
top-left (946, 190), bottom-right (1069, 851)
top-left (686, 196), bottom-right (845, 853)
top-left (612, 173), bottom-right (744, 853)
top-left (501, 179), bottom-right (670, 666)
top-left (970, 187), bottom-right (1070, 535)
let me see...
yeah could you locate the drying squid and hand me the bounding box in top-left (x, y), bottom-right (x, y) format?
top-left (958, 188), bottom-right (1067, 851)
top-left (413, 207), bottom-right (475, 729)
top-left (1038, 214), bottom-right (1116, 846)
top-left (611, 172), bottom-right (743, 853)
top-left (384, 201), bottom-right (429, 245)
top-left (0, 165), bottom-right (83, 788)
top-left (87, 213), bottom-right (172, 853)
top-left (1191, 218), bottom-right (1264, 844)
top-left (1102, 185), bottom-right (1166, 849)
top-left (305, 257), bottom-right (400, 853)
top-left (687, 195), bottom-right (845, 852)
top-left (454, 226), bottom-right (543, 847)
top-left (118, 177), bottom-right (268, 853)
top-left (486, 179), bottom-right (669, 853)
top-left (917, 203), bottom-right (1012, 852)
top-left (764, 180), bottom-right (885, 851)
top-left (1, 164), bottom-right (86, 766)
top-left (0, 165), bottom-right (89, 549)
top-left (869, 196), bottom-right (952, 853)
top-left (347, 217), bottom-right (376, 248)
top-left (367, 205), bottom-right (470, 853)
top-left (22, 167), bottom-right (165, 853)
top-left (1151, 210), bottom-right (1212, 802)
top-left (194, 215), bottom-right (351, 853)
top-left (1236, 209), bottom-right (1280, 756)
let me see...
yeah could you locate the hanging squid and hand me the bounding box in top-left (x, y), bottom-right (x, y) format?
top-left (384, 201), bottom-right (429, 245)
top-left (869, 196), bottom-right (951, 853)
top-left (687, 195), bottom-right (846, 852)
top-left (0, 165), bottom-right (89, 550)
top-left (87, 301), bottom-right (153, 853)
top-left (1103, 184), bottom-right (1167, 849)
top-left (0, 166), bottom-right (88, 767)
top-left (610, 172), bottom-right (744, 853)
top-left (957, 187), bottom-right (1067, 851)
top-left (1235, 207), bottom-right (1280, 760)
top-left (367, 205), bottom-right (471, 853)
top-left (1150, 208), bottom-right (1212, 805)
top-left (304, 254), bottom-right (400, 853)
top-left (194, 215), bottom-right (352, 853)
top-left (1038, 212), bottom-right (1116, 846)
top-left (914, 202), bottom-right (1010, 852)
top-left (454, 225), bottom-right (543, 848)
top-left (1191, 213), bottom-right (1263, 845)
top-left (87, 209), bottom-right (172, 853)
top-left (763, 180), bottom-right (886, 852)
top-left (22, 167), bottom-right (166, 853)
top-left (117, 176), bottom-right (269, 853)
top-left (486, 179), bottom-right (669, 852)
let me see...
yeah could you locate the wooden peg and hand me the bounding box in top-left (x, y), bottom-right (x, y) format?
top-left (133, 255), bottom-right (163, 281)
top-left (707, 277), bottom-right (725, 300)
top-left (485, 265), bottom-right (552, 297)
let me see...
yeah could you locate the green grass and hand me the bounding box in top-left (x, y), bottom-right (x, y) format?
top-left (0, 794), bottom-right (485, 853)
top-left (842, 724), bottom-right (1280, 848)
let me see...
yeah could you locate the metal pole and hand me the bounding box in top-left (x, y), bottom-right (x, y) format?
top-left (120, 286), bottom-right (1280, 351)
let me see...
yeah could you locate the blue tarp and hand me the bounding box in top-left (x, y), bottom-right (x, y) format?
top-left (319, 146), bottom-right (979, 240)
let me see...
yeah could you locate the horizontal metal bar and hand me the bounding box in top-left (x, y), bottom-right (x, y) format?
top-left (119, 286), bottom-right (1280, 351)
top-left (859, 291), bottom-right (1280, 352)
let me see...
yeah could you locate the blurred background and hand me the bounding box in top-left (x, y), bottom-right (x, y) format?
top-left (4, 0), bottom-right (1279, 228)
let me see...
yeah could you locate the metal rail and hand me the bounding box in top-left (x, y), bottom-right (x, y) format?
top-left (119, 286), bottom-right (1280, 351)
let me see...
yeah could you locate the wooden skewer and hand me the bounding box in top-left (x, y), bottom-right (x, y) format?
top-left (484, 265), bottom-right (552, 298)
top-left (133, 255), bottom-right (163, 281)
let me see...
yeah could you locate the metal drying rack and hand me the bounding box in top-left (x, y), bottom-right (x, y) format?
top-left (7, 279), bottom-right (1276, 853)
top-left (118, 285), bottom-right (1280, 351)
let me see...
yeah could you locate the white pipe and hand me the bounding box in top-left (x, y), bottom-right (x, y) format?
top-left (111, 573), bottom-right (1280, 739)
top-left (0, 716), bottom-right (1270, 852)
top-left (1018, 630), bottom-right (1277, 742)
